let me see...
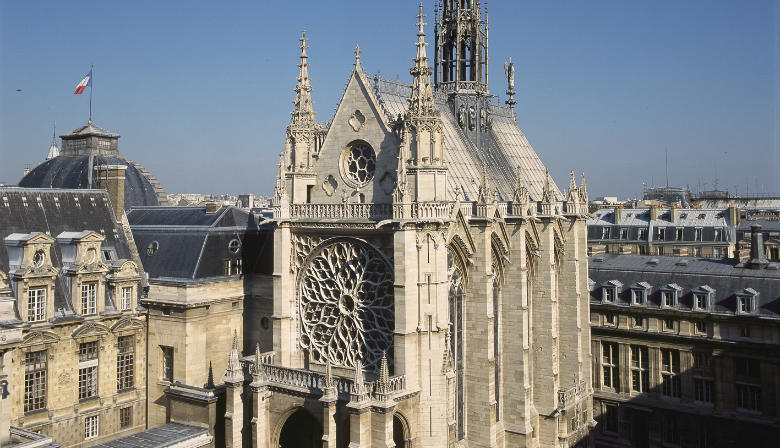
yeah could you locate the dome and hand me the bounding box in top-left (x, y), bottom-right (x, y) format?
top-left (19, 123), bottom-right (168, 210)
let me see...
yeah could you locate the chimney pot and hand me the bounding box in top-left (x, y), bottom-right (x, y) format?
top-left (749, 224), bottom-right (767, 268)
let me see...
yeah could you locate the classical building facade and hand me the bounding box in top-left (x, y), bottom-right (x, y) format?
top-left (219, 2), bottom-right (593, 447)
top-left (0, 187), bottom-right (147, 447)
top-left (588, 236), bottom-right (780, 447)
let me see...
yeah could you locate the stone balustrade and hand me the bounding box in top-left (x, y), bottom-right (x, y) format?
top-left (257, 363), bottom-right (407, 401)
top-left (286, 203), bottom-right (393, 220)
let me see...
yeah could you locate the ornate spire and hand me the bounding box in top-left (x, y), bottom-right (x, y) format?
top-left (580, 172), bottom-right (588, 204)
top-left (513, 165), bottom-right (529, 207)
top-left (409, 3), bottom-right (436, 116)
top-left (272, 151), bottom-right (288, 206)
top-left (252, 342), bottom-right (263, 379)
top-left (224, 330), bottom-right (243, 383)
top-left (351, 359), bottom-right (368, 402)
top-left (477, 162), bottom-right (491, 203)
top-left (567, 170), bottom-right (578, 199)
top-left (46, 123), bottom-right (59, 160)
top-left (375, 352), bottom-right (391, 396)
top-left (291, 29), bottom-right (315, 126)
top-left (542, 169), bottom-right (555, 203)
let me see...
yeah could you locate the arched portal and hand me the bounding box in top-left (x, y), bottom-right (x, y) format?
top-left (393, 413), bottom-right (410, 448)
top-left (278, 408), bottom-right (321, 448)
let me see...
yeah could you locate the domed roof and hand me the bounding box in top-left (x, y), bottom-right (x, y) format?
top-left (19, 122), bottom-right (168, 210)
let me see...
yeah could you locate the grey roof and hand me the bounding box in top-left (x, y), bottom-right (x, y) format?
top-left (19, 155), bottom-right (168, 210)
top-left (60, 123), bottom-right (119, 139)
top-left (368, 77), bottom-right (562, 202)
top-left (128, 206), bottom-right (273, 282)
top-left (0, 188), bottom-right (136, 320)
top-left (589, 254), bottom-right (780, 317)
top-left (589, 208), bottom-right (731, 228)
top-left (91, 423), bottom-right (208, 448)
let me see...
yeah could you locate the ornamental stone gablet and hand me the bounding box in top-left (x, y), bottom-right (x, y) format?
top-left (298, 238), bottom-right (394, 372)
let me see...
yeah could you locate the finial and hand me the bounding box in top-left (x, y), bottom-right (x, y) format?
top-left (354, 44), bottom-right (361, 68)
top-left (417, 2), bottom-right (426, 35)
top-left (580, 172), bottom-right (588, 203)
top-left (300, 28), bottom-right (308, 55)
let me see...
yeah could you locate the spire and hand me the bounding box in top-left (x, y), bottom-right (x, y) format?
top-left (513, 165), bottom-right (529, 207)
top-left (253, 342), bottom-right (263, 378)
top-left (542, 169), bottom-right (555, 203)
top-left (409, 3), bottom-right (436, 116)
top-left (568, 170), bottom-right (577, 197)
top-left (273, 151), bottom-right (288, 206)
top-left (224, 330), bottom-right (243, 383)
top-left (580, 172), bottom-right (588, 204)
top-left (375, 351), bottom-right (391, 400)
top-left (291, 28), bottom-right (315, 126)
top-left (46, 123), bottom-right (59, 160)
top-left (351, 359), bottom-right (368, 402)
top-left (435, 0), bottom-right (488, 92)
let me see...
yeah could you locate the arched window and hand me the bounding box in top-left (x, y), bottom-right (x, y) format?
top-left (448, 246), bottom-right (466, 440)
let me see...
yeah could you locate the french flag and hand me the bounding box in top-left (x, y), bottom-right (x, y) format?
top-left (74, 69), bottom-right (92, 95)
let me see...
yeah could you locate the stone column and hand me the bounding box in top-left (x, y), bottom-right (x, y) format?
top-left (321, 363), bottom-right (338, 448)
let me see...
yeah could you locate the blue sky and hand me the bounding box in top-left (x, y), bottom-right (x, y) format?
top-left (1, 0), bottom-right (778, 198)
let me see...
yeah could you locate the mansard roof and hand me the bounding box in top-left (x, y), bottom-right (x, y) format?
top-left (0, 187), bottom-right (137, 320)
top-left (365, 77), bottom-right (562, 202)
top-left (127, 205), bottom-right (273, 283)
top-left (589, 254), bottom-right (780, 317)
top-left (589, 207), bottom-right (732, 228)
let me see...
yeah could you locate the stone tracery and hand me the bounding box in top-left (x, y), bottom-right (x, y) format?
top-left (298, 238), bottom-right (394, 372)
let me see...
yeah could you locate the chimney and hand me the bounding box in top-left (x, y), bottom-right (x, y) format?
top-left (95, 165), bottom-right (127, 219)
top-left (749, 224), bottom-right (768, 269)
top-left (613, 205), bottom-right (622, 223)
top-left (670, 205), bottom-right (678, 222)
top-left (728, 204), bottom-right (740, 227)
top-left (205, 202), bottom-right (221, 214)
top-left (649, 205), bottom-right (659, 221)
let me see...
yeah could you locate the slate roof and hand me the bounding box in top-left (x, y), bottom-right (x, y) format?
top-left (589, 208), bottom-right (731, 228)
top-left (367, 77), bottom-right (562, 202)
top-left (91, 423), bottom-right (209, 448)
top-left (0, 188), bottom-right (136, 321)
top-left (19, 155), bottom-right (167, 210)
top-left (588, 254), bottom-right (780, 317)
top-left (128, 206), bottom-right (273, 282)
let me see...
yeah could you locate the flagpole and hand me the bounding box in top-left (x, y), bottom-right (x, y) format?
top-left (89, 64), bottom-right (93, 124)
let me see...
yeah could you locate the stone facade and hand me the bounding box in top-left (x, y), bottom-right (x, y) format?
top-left (588, 253), bottom-right (780, 447)
top-left (0, 188), bottom-right (147, 447)
top-left (221, 2), bottom-right (595, 447)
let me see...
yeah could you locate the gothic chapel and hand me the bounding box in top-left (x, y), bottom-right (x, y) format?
top-left (239, 1), bottom-right (593, 447)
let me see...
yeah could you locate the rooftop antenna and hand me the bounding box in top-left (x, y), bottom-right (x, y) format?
top-left (665, 147), bottom-right (669, 188)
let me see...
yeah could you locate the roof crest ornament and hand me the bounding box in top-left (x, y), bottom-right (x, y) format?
top-left (354, 44), bottom-right (361, 70)
top-left (504, 57), bottom-right (516, 109)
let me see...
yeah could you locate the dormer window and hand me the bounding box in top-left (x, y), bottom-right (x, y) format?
top-left (638, 228), bottom-right (648, 240)
top-left (28, 288), bottom-right (47, 322)
top-left (658, 228), bottom-right (666, 241)
top-left (603, 287), bottom-right (615, 303)
top-left (81, 282), bottom-right (98, 315)
top-left (33, 250), bottom-right (46, 268)
top-left (676, 228), bottom-right (683, 241)
top-left (713, 229), bottom-right (721, 241)
top-left (120, 286), bottom-right (133, 311)
top-left (737, 290), bottom-right (757, 314)
top-left (629, 282), bottom-right (651, 306)
top-left (692, 286), bottom-right (714, 311)
top-left (620, 228), bottom-right (629, 239)
top-left (695, 228), bottom-right (702, 241)
top-left (661, 284), bottom-right (682, 308)
top-left (602, 227), bottom-right (610, 239)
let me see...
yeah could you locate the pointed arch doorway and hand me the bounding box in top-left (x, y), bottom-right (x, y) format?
top-left (278, 408), bottom-right (322, 448)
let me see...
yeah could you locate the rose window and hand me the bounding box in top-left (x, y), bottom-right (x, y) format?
top-left (298, 238), bottom-right (393, 371)
top-left (342, 143), bottom-right (376, 186)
